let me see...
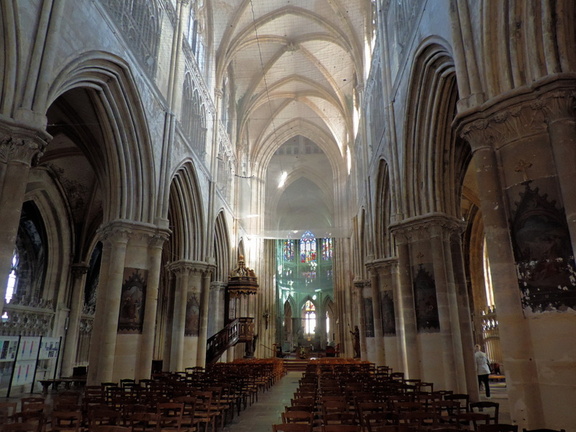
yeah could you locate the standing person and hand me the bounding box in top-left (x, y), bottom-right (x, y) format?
top-left (474, 344), bottom-right (492, 398)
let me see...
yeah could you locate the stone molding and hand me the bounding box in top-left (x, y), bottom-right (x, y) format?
top-left (97, 220), bottom-right (170, 246)
top-left (166, 260), bottom-right (214, 277)
top-left (390, 213), bottom-right (465, 244)
top-left (366, 258), bottom-right (398, 276)
top-left (0, 121), bottom-right (51, 166)
top-left (456, 76), bottom-right (576, 151)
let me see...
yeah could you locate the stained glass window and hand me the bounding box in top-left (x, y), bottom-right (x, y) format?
top-left (300, 231), bottom-right (317, 263)
top-left (322, 238), bottom-right (333, 260)
top-left (283, 240), bottom-right (295, 261)
top-left (304, 300), bottom-right (316, 334)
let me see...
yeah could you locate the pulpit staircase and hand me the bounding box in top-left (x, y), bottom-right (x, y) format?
top-left (206, 317), bottom-right (255, 364)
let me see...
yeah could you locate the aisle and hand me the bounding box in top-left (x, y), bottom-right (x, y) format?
top-left (222, 371), bottom-right (302, 432)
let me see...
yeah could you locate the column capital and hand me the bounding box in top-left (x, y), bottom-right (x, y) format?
top-left (390, 213), bottom-right (464, 243)
top-left (366, 257), bottom-right (398, 276)
top-left (97, 220), bottom-right (170, 247)
top-left (166, 260), bottom-right (213, 276)
top-left (455, 76), bottom-right (576, 152)
top-left (0, 120), bottom-right (51, 166)
top-left (71, 264), bottom-right (90, 278)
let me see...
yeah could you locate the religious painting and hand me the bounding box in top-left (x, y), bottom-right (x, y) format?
top-left (413, 264), bottom-right (440, 332)
top-left (381, 290), bottom-right (396, 335)
top-left (511, 182), bottom-right (576, 313)
top-left (118, 268), bottom-right (147, 333)
top-left (185, 292), bottom-right (200, 336)
top-left (364, 298), bottom-right (375, 337)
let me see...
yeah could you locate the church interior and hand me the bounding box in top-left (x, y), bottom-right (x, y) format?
top-left (0, 0), bottom-right (575, 430)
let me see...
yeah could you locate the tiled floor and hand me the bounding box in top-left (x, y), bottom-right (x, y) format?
top-left (223, 371), bottom-right (302, 432)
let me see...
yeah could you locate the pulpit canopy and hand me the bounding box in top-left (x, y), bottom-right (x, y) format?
top-left (227, 255), bottom-right (259, 295)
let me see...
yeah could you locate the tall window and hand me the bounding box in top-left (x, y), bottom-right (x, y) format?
top-left (322, 238), bottom-right (333, 260)
top-left (283, 240), bottom-right (295, 261)
top-left (303, 300), bottom-right (316, 335)
top-left (4, 252), bottom-right (18, 304)
top-left (483, 238), bottom-right (495, 307)
top-left (300, 231), bottom-right (317, 263)
top-left (187, 2), bottom-right (207, 73)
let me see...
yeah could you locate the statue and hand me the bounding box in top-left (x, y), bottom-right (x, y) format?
top-left (350, 325), bottom-right (360, 358)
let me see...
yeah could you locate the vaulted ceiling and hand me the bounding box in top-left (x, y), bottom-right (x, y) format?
top-left (211, 0), bottom-right (374, 236)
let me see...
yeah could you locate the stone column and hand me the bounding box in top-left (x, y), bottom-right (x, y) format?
top-left (459, 121), bottom-right (544, 426)
top-left (61, 264), bottom-right (89, 377)
top-left (136, 230), bottom-right (169, 380)
top-left (450, 231), bottom-right (479, 398)
top-left (390, 232), bottom-right (419, 378)
top-left (208, 281), bottom-right (227, 337)
top-left (544, 91), bottom-right (576, 253)
top-left (166, 261), bottom-right (190, 371)
top-left (366, 262), bottom-right (385, 366)
top-left (87, 222), bottom-right (130, 385)
top-left (196, 266), bottom-right (214, 368)
top-left (0, 124), bottom-right (48, 313)
top-left (353, 280), bottom-right (367, 359)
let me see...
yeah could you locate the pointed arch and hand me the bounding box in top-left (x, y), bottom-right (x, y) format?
top-left (403, 39), bottom-right (471, 218)
top-left (213, 211), bottom-right (230, 282)
top-left (374, 159), bottom-right (392, 259)
top-left (168, 161), bottom-right (205, 261)
top-left (45, 52), bottom-right (157, 223)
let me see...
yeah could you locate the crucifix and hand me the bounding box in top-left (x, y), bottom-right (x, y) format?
top-left (515, 159), bottom-right (533, 183)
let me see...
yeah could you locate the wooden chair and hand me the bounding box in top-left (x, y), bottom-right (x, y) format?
top-left (173, 395), bottom-right (197, 432)
top-left (478, 425), bottom-right (518, 432)
top-left (156, 402), bottom-right (184, 432)
top-left (454, 412), bottom-right (490, 431)
top-left (321, 426), bottom-right (361, 432)
top-left (366, 425), bottom-right (412, 432)
top-left (272, 424), bottom-right (313, 432)
top-left (87, 405), bottom-right (122, 428)
top-left (89, 427), bottom-right (131, 432)
top-left (522, 430), bottom-right (566, 432)
top-left (470, 402), bottom-right (499, 424)
top-left (0, 424), bottom-right (40, 432)
top-left (51, 411), bottom-right (83, 432)
top-left (444, 394), bottom-right (470, 412)
top-left (0, 402), bottom-right (18, 424)
top-left (282, 410), bottom-right (314, 424)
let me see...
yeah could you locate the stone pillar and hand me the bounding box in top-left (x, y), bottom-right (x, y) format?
top-left (353, 279), bottom-right (366, 359)
top-left (61, 264), bottom-right (89, 377)
top-left (544, 91), bottom-right (576, 254)
top-left (136, 230), bottom-right (169, 380)
top-left (0, 124), bottom-right (49, 313)
top-left (166, 261), bottom-right (191, 371)
top-left (366, 263), bottom-right (385, 366)
top-left (87, 222), bottom-right (130, 385)
top-left (208, 281), bottom-right (227, 337)
top-left (459, 115), bottom-right (544, 426)
top-left (390, 234), bottom-right (419, 378)
top-left (450, 231), bottom-right (479, 398)
top-left (430, 219), bottom-right (470, 393)
top-left (196, 266), bottom-right (214, 368)
top-left (377, 258), bottom-right (398, 369)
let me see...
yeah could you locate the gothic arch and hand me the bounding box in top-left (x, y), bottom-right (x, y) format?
top-left (374, 159), bottom-right (392, 259)
top-left (167, 161), bottom-right (206, 262)
top-left (403, 39), bottom-right (471, 218)
top-left (45, 52), bottom-right (157, 224)
top-left (213, 211), bottom-right (230, 282)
